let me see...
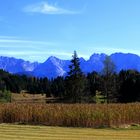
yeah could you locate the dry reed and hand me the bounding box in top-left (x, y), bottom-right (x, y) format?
top-left (0, 103), bottom-right (139, 127)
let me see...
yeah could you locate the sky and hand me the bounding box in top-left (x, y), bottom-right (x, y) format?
top-left (1, 0), bottom-right (140, 62)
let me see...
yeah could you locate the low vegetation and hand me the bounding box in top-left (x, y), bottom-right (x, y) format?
top-left (0, 90), bottom-right (11, 103)
top-left (0, 124), bottom-right (140, 140)
top-left (11, 93), bottom-right (46, 103)
top-left (0, 103), bottom-right (139, 128)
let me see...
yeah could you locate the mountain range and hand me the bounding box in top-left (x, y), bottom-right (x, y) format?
top-left (0, 53), bottom-right (140, 78)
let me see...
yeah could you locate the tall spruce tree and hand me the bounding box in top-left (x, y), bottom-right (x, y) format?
top-left (66, 51), bottom-right (86, 103)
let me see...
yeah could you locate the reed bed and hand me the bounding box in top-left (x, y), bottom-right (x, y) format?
top-left (0, 103), bottom-right (139, 127)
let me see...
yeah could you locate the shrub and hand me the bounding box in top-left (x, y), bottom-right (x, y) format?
top-left (0, 90), bottom-right (12, 103)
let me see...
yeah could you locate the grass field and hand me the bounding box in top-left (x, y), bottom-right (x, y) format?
top-left (0, 124), bottom-right (140, 140)
top-left (11, 93), bottom-right (58, 103)
top-left (11, 93), bottom-right (46, 103)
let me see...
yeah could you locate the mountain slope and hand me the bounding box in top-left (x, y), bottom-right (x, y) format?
top-left (0, 56), bottom-right (39, 74)
top-left (110, 53), bottom-right (140, 72)
top-left (0, 53), bottom-right (140, 78)
top-left (33, 56), bottom-right (70, 78)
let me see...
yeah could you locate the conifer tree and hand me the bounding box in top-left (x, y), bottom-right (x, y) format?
top-left (66, 51), bottom-right (86, 103)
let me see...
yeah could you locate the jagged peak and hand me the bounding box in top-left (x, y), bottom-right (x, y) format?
top-left (1, 52), bottom-right (140, 78)
top-left (79, 57), bottom-right (86, 62)
top-left (89, 53), bottom-right (106, 60)
top-left (111, 52), bottom-right (140, 57)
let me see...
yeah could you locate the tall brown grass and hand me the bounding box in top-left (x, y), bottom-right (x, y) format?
top-left (0, 103), bottom-right (139, 127)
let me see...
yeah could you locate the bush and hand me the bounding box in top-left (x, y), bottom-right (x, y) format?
top-left (0, 90), bottom-right (11, 103)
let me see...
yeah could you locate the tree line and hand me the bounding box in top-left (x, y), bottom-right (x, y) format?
top-left (0, 51), bottom-right (140, 103)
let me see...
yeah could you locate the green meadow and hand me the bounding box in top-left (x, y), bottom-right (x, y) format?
top-left (0, 124), bottom-right (140, 140)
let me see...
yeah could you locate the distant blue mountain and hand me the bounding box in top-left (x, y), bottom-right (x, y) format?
top-left (0, 56), bottom-right (39, 74)
top-left (0, 53), bottom-right (140, 78)
top-left (110, 53), bottom-right (140, 72)
top-left (33, 56), bottom-right (70, 79)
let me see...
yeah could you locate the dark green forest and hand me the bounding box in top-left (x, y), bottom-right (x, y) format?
top-left (0, 51), bottom-right (140, 103)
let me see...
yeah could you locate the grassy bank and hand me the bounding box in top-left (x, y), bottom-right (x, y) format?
top-left (0, 124), bottom-right (140, 140)
top-left (0, 103), bottom-right (140, 127)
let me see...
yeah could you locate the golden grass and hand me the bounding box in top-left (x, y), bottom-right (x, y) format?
top-left (11, 93), bottom-right (46, 103)
top-left (0, 103), bottom-right (140, 127)
top-left (12, 93), bottom-right (46, 100)
top-left (0, 124), bottom-right (139, 140)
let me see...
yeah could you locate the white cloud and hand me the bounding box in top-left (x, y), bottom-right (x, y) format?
top-left (23, 1), bottom-right (78, 15)
top-left (0, 36), bottom-right (73, 62)
top-left (0, 38), bottom-right (56, 46)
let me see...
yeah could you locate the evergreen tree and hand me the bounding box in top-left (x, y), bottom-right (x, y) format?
top-left (118, 70), bottom-right (140, 102)
top-left (66, 51), bottom-right (86, 103)
top-left (87, 71), bottom-right (100, 97)
top-left (51, 77), bottom-right (65, 98)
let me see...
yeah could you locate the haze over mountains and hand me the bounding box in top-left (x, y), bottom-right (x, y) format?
top-left (0, 53), bottom-right (140, 78)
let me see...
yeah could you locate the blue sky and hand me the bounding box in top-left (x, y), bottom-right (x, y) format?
top-left (1, 0), bottom-right (140, 62)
